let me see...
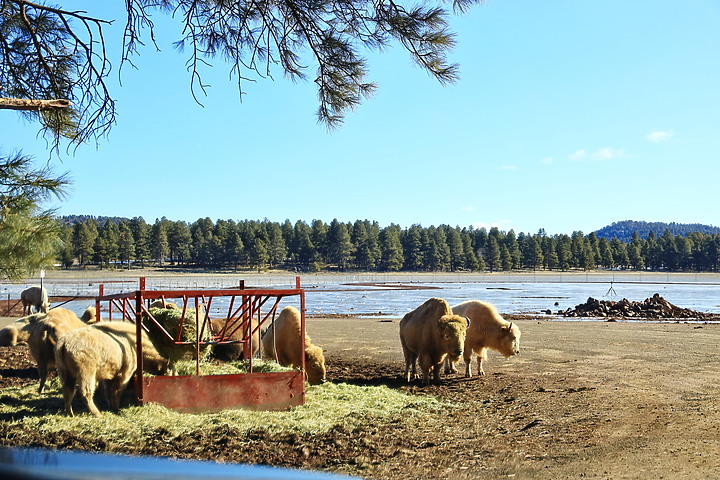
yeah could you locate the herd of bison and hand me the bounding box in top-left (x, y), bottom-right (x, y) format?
top-left (1, 290), bottom-right (718, 479)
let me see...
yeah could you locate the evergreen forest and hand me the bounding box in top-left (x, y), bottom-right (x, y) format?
top-left (56, 217), bottom-right (720, 273)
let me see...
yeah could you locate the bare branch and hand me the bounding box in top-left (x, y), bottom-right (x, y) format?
top-left (0, 97), bottom-right (71, 110)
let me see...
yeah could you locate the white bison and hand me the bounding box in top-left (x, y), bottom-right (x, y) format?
top-left (20, 286), bottom-right (49, 315)
top-left (399, 297), bottom-right (468, 385)
top-left (0, 313), bottom-right (47, 346)
top-left (262, 306), bottom-right (326, 385)
top-left (27, 307), bottom-right (97, 393)
top-left (445, 300), bottom-right (521, 377)
top-left (55, 321), bottom-right (168, 416)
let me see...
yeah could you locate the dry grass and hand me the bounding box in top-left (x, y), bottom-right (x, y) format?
top-left (170, 358), bottom-right (293, 375)
top-left (144, 306), bottom-right (212, 362)
top-left (0, 367), bottom-right (449, 448)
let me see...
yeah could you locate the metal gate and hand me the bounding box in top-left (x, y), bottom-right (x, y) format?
top-left (95, 277), bottom-right (306, 412)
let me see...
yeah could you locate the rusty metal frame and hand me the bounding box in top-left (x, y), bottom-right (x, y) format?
top-left (94, 277), bottom-right (307, 411)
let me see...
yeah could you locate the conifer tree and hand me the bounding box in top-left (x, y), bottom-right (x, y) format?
top-left (2, 0), bottom-right (485, 148)
top-left (0, 152), bottom-right (68, 279)
top-left (486, 237), bottom-right (501, 272)
top-left (151, 221), bottom-right (170, 265)
top-left (327, 219), bottom-right (353, 270)
top-left (168, 220), bottom-right (192, 264)
top-left (294, 221), bottom-right (316, 269)
top-left (71, 220), bottom-right (97, 266)
top-left (403, 225), bottom-right (425, 271)
top-left (129, 217), bottom-right (151, 268)
top-left (379, 225), bottom-right (404, 272)
top-left (267, 222), bottom-right (288, 268)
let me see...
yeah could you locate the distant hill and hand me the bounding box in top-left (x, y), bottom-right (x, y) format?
top-left (57, 215), bottom-right (131, 226)
top-left (595, 220), bottom-right (720, 242)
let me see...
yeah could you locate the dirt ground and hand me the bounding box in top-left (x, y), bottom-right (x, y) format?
top-left (1, 315), bottom-right (719, 479)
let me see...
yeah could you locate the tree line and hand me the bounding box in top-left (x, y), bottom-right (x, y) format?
top-left (55, 217), bottom-right (720, 273)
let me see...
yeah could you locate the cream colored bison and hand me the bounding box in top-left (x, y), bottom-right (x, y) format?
top-left (149, 300), bottom-right (178, 309)
top-left (55, 321), bottom-right (168, 416)
top-left (20, 286), bottom-right (49, 315)
top-left (27, 307), bottom-right (97, 393)
top-left (0, 313), bottom-right (47, 346)
top-left (399, 297), bottom-right (468, 385)
top-left (445, 300), bottom-right (521, 377)
top-left (261, 306), bottom-right (326, 385)
top-left (80, 305), bottom-right (99, 323)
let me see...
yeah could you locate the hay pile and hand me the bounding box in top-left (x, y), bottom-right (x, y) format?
top-left (143, 306), bottom-right (212, 365)
top-left (1, 379), bottom-right (449, 443)
top-left (170, 358), bottom-right (292, 376)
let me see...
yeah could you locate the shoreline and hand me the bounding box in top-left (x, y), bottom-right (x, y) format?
top-left (7, 268), bottom-right (720, 285)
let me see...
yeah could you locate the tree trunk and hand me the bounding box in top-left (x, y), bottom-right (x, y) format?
top-left (0, 97), bottom-right (71, 111)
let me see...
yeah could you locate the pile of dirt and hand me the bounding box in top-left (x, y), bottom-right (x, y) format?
top-left (560, 293), bottom-right (716, 320)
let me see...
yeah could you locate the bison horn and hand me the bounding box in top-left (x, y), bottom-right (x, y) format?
top-left (464, 316), bottom-right (470, 327)
top-left (507, 321), bottom-right (514, 331)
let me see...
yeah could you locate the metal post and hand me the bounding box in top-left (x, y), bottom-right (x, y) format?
top-left (298, 276), bottom-right (306, 379)
top-left (135, 290), bottom-right (144, 403)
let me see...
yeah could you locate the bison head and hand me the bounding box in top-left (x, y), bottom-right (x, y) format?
top-left (497, 321), bottom-right (521, 358)
top-left (437, 314), bottom-right (468, 358)
top-left (304, 344), bottom-right (327, 385)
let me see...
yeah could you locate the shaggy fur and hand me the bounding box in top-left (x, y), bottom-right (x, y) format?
top-left (445, 300), bottom-right (521, 377)
top-left (27, 307), bottom-right (95, 393)
top-left (0, 313), bottom-right (46, 346)
top-left (20, 286), bottom-right (49, 315)
top-left (399, 297), bottom-right (468, 385)
top-left (55, 321), bottom-right (168, 416)
top-left (149, 300), bottom-right (178, 309)
top-left (262, 306), bottom-right (326, 385)
top-left (80, 306), bottom-right (98, 323)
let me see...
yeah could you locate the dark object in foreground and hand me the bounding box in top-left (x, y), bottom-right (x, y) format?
top-left (562, 293), bottom-right (716, 320)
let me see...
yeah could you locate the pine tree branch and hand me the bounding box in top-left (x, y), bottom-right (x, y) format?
top-left (0, 97), bottom-right (72, 111)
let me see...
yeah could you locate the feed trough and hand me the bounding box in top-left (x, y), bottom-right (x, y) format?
top-left (95, 277), bottom-right (307, 411)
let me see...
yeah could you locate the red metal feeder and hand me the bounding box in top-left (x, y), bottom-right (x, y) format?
top-left (95, 277), bottom-right (307, 412)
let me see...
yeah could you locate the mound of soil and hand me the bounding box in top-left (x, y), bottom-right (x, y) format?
top-left (560, 293), bottom-right (718, 320)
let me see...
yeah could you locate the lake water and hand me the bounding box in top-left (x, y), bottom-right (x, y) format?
top-left (4, 272), bottom-right (720, 320)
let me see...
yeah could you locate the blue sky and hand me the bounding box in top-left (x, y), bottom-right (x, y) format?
top-left (4, 0), bottom-right (720, 235)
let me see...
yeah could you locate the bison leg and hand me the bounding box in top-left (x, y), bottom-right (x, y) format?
top-left (463, 351), bottom-right (473, 377)
top-left (104, 378), bottom-right (127, 411)
top-left (432, 362), bottom-right (443, 384)
top-left (404, 352), bottom-right (418, 383)
top-left (37, 364), bottom-right (48, 393)
top-left (401, 340), bottom-right (418, 382)
top-left (78, 375), bottom-right (102, 417)
top-left (422, 367), bottom-right (431, 385)
top-left (60, 374), bottom-right (77, 417)
top-left (476, 356), bottom-right (486, 376)
top-left (476, 347), bottom-right (488, 376)
top-left (444, 355), bottom-right (459, 375)
top-left (418, 355), bottom-right (434, 386)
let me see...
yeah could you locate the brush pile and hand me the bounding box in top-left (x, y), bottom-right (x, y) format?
top-left (561, 293), bottom-right (716, 320)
